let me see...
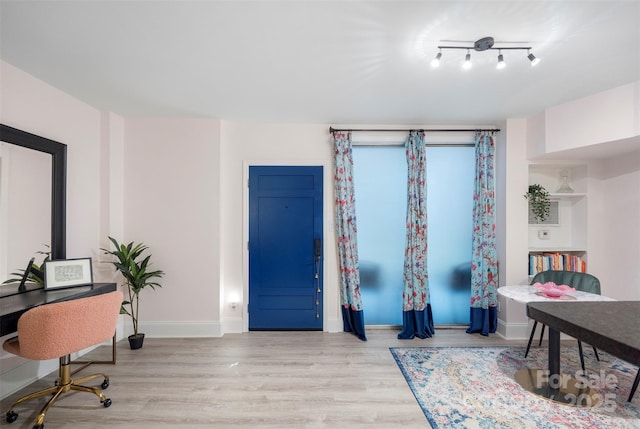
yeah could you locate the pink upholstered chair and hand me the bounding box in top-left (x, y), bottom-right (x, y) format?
top-left (3, 290), bottom-right (122, 429)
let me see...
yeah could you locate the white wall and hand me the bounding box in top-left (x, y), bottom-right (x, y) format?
top-left (0, 60), bottom-right (121, 397)
top-left (219, 121), bottom-right (341, 333)
top-left (0, 61), bottom-right (107, 261)
top-left (597, 149), bottom-right (640, 300)
top-left (123, 118), bottom-right (222, 337)
top-left (544, 82), bottom-right (639, 153)
top-left (1, 57), bottom-right (638, 382)
top-left (501, 119), bottom-right (530, 287)
top-left (97, 112), bottom-right (126, 281)
top-left (525, 82), bottom-right (640, 302)
top-left (498, 83), bottom-right (640, 339)
top-left (496, 119), bottom-right (532, 338)
top-left (0, 64), bottom-right (224, 397)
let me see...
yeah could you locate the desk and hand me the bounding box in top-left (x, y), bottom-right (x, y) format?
top-left (524, 301), bottom-right (640, 405)
top-left (1, 282), bottom-right (117, 337)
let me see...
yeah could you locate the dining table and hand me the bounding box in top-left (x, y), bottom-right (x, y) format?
top-left (526, 300), bottom-right (640, 405)
top-left (498, 284), bottom-right (621, 407)
top-left (498, 284), bottom-right (616, 304)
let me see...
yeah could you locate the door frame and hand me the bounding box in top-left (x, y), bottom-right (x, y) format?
top-left (242, 160), bottom-right (332, 333)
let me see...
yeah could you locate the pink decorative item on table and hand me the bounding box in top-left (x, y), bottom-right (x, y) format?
top-left (533, 281), bottom-right (576, 298)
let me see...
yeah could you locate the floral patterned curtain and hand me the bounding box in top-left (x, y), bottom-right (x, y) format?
top-left (332, 131), bottom-right (367, 341)
top-left (466, 131), bottom-right (499, 336)
top-left (398, 131), bottom-right (434, 339)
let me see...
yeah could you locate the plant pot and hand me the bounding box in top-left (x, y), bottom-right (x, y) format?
top-left (128, 333), bottom-right (145, 350)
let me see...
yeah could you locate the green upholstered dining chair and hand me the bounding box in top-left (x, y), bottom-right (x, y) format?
top-left (524, 270), bottom-right (601, 372)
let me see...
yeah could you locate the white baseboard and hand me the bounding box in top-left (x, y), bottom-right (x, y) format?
top-left (326, 317), bottom-right (342, 333)
top-left (137, 321), bottom-right (223, 338)
top-left (135, 314), bottom-right (342, 336)
top-left (221, 316), bottom-right (243, 334)
top-left (498, 319), bottom-right (577, 342)
top-left (217, 316), bottom-right (342, 335)
top-left (498, 319), bottom-right (530, 340)
top-left (0, 359), bottom-right (59, 400)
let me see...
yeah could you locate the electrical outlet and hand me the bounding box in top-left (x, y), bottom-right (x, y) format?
top-left (538, 229), bottom-right (550, 239)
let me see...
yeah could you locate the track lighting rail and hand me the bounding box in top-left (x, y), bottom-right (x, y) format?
top-left (431, 37), bottom-right (540, 68)
top-left (437, 45), bottom-right (532, 51)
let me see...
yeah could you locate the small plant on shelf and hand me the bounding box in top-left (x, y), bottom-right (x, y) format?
top-left (524, 184), bottom-right (551, 223)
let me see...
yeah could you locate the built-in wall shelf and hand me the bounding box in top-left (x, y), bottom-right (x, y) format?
top-left (528, 247), bottom-right (587, 252)
top-left (549, 193), bottom-right (587, 199)
top-left (528, 163), bottom-right (589, 277)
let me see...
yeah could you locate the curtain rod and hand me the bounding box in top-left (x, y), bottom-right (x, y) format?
top-left (329, 127), bottom-right (500, 133)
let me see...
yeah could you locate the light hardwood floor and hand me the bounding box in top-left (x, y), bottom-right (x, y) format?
top-left (1, 329), bottom-right (527, 428)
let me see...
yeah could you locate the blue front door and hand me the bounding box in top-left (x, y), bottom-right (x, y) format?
top-left (248, 166), bottom-right (323, 330)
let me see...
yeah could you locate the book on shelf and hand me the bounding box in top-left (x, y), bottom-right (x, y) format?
top-left (528, 252), bottom-right (586, 277)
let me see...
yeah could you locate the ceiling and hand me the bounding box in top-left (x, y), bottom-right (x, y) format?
top-left (1, 1), bottom-right (639, 126)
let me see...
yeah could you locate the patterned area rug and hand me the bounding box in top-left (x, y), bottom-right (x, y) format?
top-left (390, 346), bottom-right (640, 428)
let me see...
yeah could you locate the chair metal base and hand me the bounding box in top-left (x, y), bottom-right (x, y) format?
top-left (69, 333), bottom-right (117, 377)
top-left (5, 355), bottom-right (111, 428)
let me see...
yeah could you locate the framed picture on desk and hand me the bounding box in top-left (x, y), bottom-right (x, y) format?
top-left (44, 258), bottom-right (93, 290)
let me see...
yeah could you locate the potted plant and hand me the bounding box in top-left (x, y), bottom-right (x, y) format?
top-left (524, 184), bottom-right (551, 223)
top-left (101, 236), bottom-right (164, 350)
top-left (2, 247), bottom-right (50, 286)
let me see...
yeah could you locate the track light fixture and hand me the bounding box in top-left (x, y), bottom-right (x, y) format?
top-left (527, 49), bottom-right (540, 66)
top-left (431, 49), bottom-right (442, 67)
top-left (463, 49), bottom-right (472, 70)
top-left (430, 36), bottom-right (541, 69)
top-left (496, 50), bottom-right (506, 70)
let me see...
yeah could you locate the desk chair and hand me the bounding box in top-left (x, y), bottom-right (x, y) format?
top-left (3, 291), bottom-right (122, 429)
top-left (524, 270), bottom-right (601, 372)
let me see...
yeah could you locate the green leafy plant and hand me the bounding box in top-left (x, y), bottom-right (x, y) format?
top-left (101, 236), bottom-right (164, 339)
top-left (2, 247), bottom-right (50, 285)
top-left (524, 184), bottom-right (551, 222)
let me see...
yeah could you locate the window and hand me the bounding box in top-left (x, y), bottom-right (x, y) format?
top-left (353, 144), bottom-right (475, 325)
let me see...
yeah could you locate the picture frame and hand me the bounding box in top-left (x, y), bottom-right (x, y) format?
top-left (44, 258), bottom-right (93, 290)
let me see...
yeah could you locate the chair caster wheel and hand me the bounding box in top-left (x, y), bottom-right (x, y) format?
top-left (6, 411), bottom-right (18, 423)
top-left (101, 379), bottom-right (109, 389)
top-left (32, 424), bottom-right (44, 429)
top-left (103, 398), bottom-right (112, 408)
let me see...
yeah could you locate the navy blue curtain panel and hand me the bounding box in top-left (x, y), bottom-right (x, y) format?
top-left (342, 306), bottom-right (367, 341)
top-left (465, 307), bottom-right (498, 336)
top-left (397, 305), bottom-right (435, 339)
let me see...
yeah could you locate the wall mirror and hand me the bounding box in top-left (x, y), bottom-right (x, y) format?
top-left (0, 124), bottom-right (66, 286)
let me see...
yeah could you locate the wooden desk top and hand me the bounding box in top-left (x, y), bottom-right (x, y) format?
top-left (0, 282), bottom-right (117, 336)
top-left (527, 301), bottom-right (640, 367)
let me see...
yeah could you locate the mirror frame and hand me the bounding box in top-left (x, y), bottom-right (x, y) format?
top-left (1, 124), bottom-right (67, 260)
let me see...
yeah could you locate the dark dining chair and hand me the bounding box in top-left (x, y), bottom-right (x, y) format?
top-left (524, 270), bottom-right (601, 372)
top-left (630, 372), bottom-right (639, 402)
